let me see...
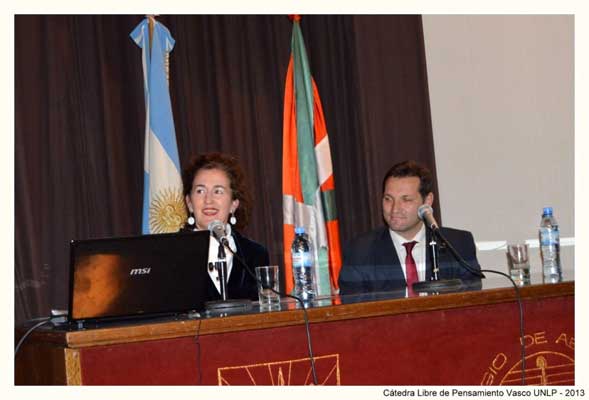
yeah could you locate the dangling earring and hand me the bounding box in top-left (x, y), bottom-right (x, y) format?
top-left (187, 212), bottom-right (195, 227)
top-left (229, 212), bottom-right (237, 226)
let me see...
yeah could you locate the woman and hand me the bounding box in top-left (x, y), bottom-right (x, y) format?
top-left (181, 152), bottom-right (269, 302)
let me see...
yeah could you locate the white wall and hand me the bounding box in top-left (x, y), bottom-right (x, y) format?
top-left (422, 15), bottom-right (574, 277)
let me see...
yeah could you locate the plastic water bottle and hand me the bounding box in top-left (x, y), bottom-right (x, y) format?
top-left (539, 207), bottom-right (562, 283)
top-left (291, 227), bottom-right (317, 301)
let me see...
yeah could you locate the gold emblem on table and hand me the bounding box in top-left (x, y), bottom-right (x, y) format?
top-left (149, 188), bottom-right (186, 233)
top-left (217, 354), bottom-right (340, 385)
top-left (481, 331), bottom-right (574, 385)
top-left (499, 352), bottom-right (574, 385)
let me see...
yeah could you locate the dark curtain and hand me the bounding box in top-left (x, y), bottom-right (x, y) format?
top-left (15, 15), bottom-right (438, 324)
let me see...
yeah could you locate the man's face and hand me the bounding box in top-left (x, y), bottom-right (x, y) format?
top-left (382, 176), bottom-right (433, 240)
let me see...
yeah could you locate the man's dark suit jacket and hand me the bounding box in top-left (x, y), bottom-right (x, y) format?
top-left (338, 226), bottom-right (481, 295)
top-left (180, 227), bottom-right (269, 301)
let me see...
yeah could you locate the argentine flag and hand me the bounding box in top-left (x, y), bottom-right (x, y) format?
top-left (131, 18), bottom-right (186, 234)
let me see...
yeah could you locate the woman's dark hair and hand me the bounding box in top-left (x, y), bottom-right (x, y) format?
top-left (182, 152), bottom-right (252, 231)
top-left (382, 160), bottom-right (433, 200)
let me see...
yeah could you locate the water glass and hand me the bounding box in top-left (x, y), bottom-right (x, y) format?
top-left (255, 266), bottom-right (281, 310)
top-left (507, 243), bottom-right (531, 285)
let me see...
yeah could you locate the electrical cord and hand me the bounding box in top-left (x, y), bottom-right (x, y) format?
top-left (220, 238), bottom-right (319, 385)
top-left (194, 317), bottom-right (203, 385)
top-left (432, 228), bottom-right (526, 385)
top-left (480, 269), bottom-right (526, 385)
top-left (280, 292), bottom-right (318, 385)
top-left (14, 315), bottom-right (68, 357)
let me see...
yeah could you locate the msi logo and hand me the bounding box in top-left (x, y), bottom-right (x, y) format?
top-left (129, 267), bottom-right (151, 276)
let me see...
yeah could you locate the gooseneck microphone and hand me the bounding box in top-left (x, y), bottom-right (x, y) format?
top-left (412, 204), bottom-right (484, 295)
top-left (420, 205), bottom-right (484, 278)
top-left (417, 204), bottom-right (439, 231)
top-left (207, 220), bottom-right (229, 245)
top-left (204, 220), bottom-right (250, 310)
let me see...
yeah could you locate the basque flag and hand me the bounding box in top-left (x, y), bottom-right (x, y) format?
top-left (282, 15), bottom-right (343, 295)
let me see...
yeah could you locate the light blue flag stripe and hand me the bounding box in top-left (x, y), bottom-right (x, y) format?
top-left (142, 172), bottom-right (150, 233)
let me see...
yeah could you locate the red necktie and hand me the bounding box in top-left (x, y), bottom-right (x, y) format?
top-left (403, 241), bottom-right (418, 295)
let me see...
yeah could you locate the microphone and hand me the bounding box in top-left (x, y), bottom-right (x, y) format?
top-left (413, 204), bottom-right (485, 292)
top-left (207, 220), bottom-right (229, 244)
top-left (205, 219), bottom-right (249, 311)
top-left (417, 204), bottom-right (439, 231)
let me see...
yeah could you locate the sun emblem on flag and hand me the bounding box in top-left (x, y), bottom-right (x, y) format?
top-left (149, 188), bottom-right (187, 233)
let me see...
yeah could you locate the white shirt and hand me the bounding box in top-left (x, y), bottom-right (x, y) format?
top-left (388, 223), bottom-right (427, 282)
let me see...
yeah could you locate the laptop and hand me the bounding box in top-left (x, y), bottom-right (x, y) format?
top-left (67, 231), bottom-right (210, 326)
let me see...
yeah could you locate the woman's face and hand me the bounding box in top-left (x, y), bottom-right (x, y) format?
top-left (185, 167), bottom-right (239, 230)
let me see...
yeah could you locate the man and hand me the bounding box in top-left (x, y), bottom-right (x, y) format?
top-left (338, 160), bottom-right (481, 295)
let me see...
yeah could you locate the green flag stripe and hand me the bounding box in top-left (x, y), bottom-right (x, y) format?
top-left (321, 190), bottom-right (338, 221)
top-left (292, 23), bottom-right (319, 206)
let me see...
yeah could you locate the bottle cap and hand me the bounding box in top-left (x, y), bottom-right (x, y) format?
top-left (295, 227), bottom-right (305, 234)
top-left (543, 207), bottom-right (553, 216)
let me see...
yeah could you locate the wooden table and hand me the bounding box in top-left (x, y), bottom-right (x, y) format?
top-left (15, 279), bottom-right (574, 385)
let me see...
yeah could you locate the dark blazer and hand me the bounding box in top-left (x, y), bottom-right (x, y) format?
top-left (338, 226), bottom-right (481, 295)
top-left (180, 227), bottom-right (269, 301)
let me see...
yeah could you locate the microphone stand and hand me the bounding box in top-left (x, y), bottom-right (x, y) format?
top-left (425, 234), bottom-right (439, 281)
top-left (412, 228), bottom-right (467, 293)
top-left (205, 237), bottom-right (253, 313)
top-left (216, 240), bottom-right (228, 300)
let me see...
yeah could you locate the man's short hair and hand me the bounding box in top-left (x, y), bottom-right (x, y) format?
top-left (382, 160), bottom-right (433, 200)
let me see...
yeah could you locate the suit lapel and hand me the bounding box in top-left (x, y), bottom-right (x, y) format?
top-left (373, 227), bottom-right (404, 282)
top-left (226, 232), bottom-right (244, 289)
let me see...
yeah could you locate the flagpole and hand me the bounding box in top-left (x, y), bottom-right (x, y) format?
top-left (146, 14), bottom-right (171, 84)
top-left (147, 14), bottom-right (157, 52)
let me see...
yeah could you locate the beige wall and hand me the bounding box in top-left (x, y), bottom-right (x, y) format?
top-left (422, 15), bottom-right (574, 277)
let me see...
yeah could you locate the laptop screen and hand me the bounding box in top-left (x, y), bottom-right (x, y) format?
top-left (68, 231), bottom-right (210, 323)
